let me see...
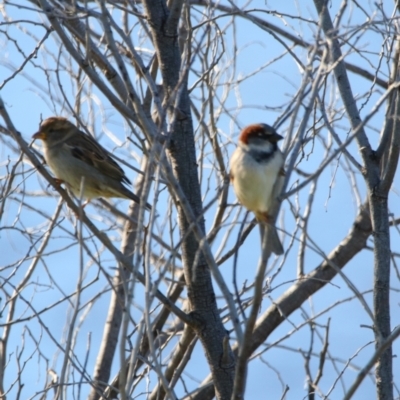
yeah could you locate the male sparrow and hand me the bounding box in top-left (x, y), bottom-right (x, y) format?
top-left (230, 123), bottom-right (284, 255)
top-left (33, 117), bottom-right (151, 209)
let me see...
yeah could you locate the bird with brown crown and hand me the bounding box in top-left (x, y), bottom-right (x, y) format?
top-left (230, 123), bottom-right (285, 255)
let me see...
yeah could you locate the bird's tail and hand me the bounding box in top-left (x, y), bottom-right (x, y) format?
top-left (266, 224), bottom-right (284, 255)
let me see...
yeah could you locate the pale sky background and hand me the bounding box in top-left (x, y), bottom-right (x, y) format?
top-left (1, 1), bottom-right (399, 399)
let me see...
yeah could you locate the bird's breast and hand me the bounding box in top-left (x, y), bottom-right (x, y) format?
top-left (44, 145), bottom-right (100, 198)
top-left (230, 147), bottom-right (283, 213)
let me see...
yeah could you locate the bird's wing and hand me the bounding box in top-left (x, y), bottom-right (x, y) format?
top-left (66, 131), bottom-right (130, 184)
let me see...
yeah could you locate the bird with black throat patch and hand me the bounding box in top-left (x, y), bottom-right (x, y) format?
top-left (230, 123), bottom-right (285, 255)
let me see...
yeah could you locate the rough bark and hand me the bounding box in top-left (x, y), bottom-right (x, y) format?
top-left (142, 2), bottom-right (235, 399)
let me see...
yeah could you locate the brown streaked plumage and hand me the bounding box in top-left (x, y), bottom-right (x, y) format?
top-left (33, 117), bottom-right (151, 209)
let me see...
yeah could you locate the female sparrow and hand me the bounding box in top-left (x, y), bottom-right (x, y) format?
top-left (230, 123), bottom-right (284, 255)
top-left (33, 117), bottom-right (151, 209)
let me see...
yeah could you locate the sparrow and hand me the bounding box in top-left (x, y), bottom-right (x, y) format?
top-left (230, 123), bottom-right (284, 255)
top-left (32, 117), bottom-right (151, 209)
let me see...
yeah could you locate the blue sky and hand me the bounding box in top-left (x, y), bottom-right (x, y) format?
top-left (1, 1), bottom-right (399, 399)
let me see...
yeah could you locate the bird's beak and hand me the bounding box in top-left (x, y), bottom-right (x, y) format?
top-left (269, 132), bottom-right (283, 143)
top-left (32, 131), bottom-right (46, 140)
